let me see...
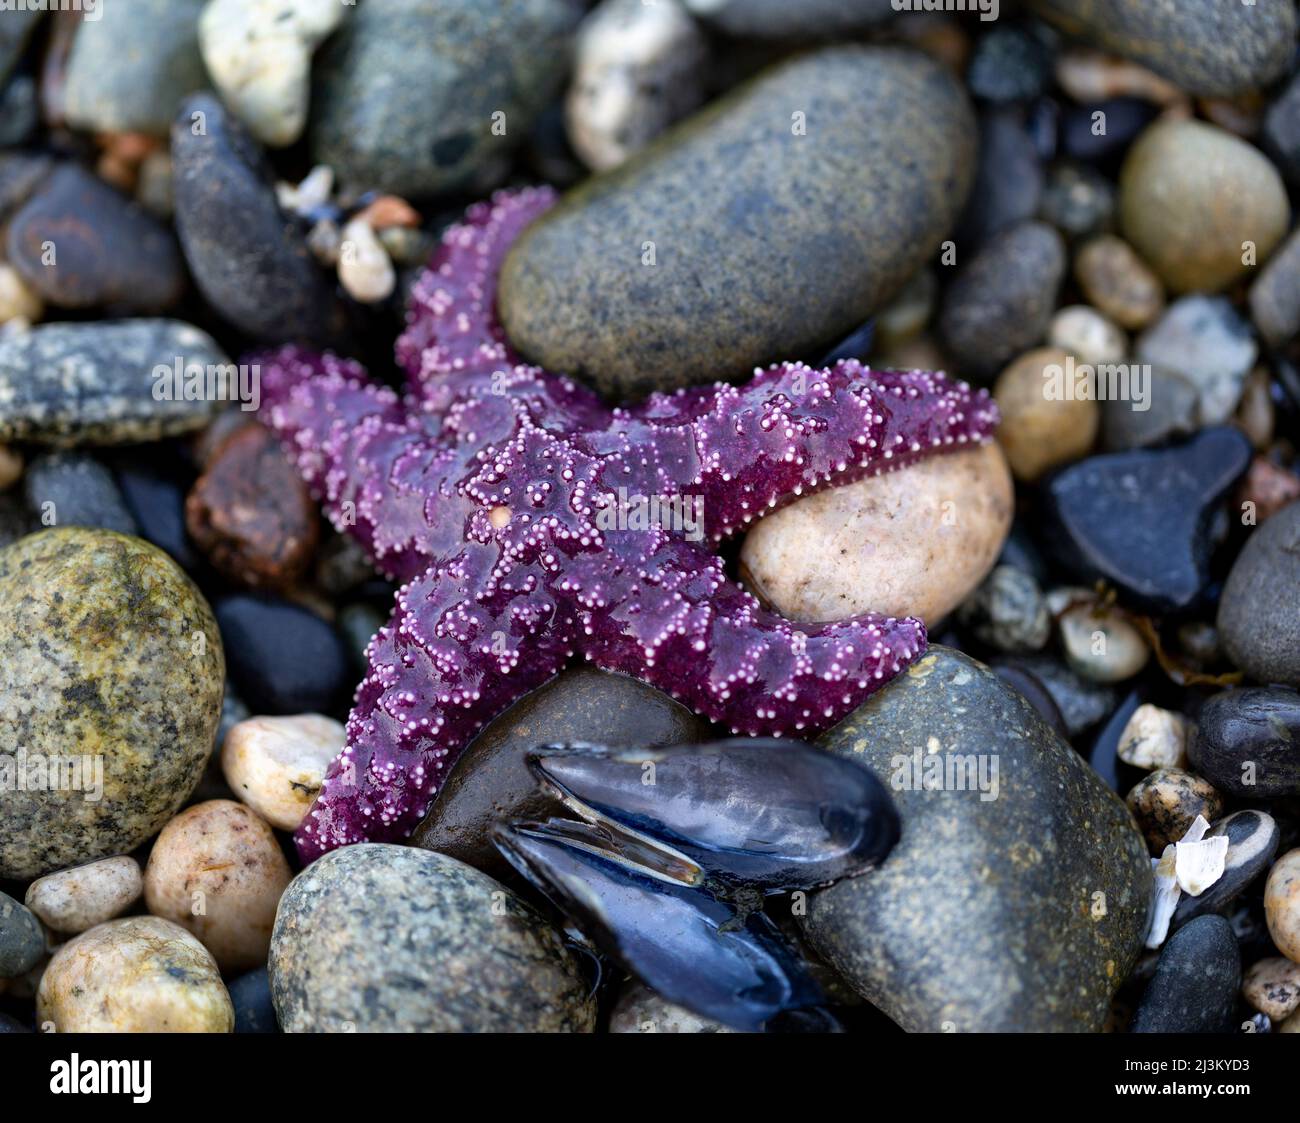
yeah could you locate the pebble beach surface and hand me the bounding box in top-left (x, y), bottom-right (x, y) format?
top-left (0, 0), bottom-right (1298, 1041)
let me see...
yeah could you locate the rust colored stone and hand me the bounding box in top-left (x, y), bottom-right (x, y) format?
top-left (1238, 456), bottom-right (1300, 523)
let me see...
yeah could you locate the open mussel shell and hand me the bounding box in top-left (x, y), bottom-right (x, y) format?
top-left (526, 738), bottom-right (900, 892)
top-left (491, 818), bottom-right (832, 1033)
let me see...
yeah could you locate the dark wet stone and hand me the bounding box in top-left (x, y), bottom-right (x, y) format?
top-left (23, 452), bottom-right (138, 536)
top-left (500, 46), bottom-right (976, 397)
top-left (1262, 71), bottom-right (1300, 186)
top-left (311, 0), bottom-right (579, 197)
top-left (1026, 0), bottom-right (1294, 98)
top-left (0, 891), bottom-right (44, 978)
top-left (269, 844), bottom-right (596, 1032)
top-left (939, 220), bottom-right (1066, 382)
top-left (1037, 160), bottom-right (1115, 239)
top-left (1085, 690), bottom-right (1144, 792)
top-left (0, 7), bottom-right (42, 86)
top-left (1100, 367), bottom-right (1199, 451)
top-left (1172, 810), bottom-right (1280, 929)
top-left (0, 320), bottom-right (228, 446)
top-left (800, 646), bottom-right (1151, 1032)
top-left (6, 164), bottom-right (183, 313)
top-left (114, 452), bottom-right (199, 573)
top-left (817, 319), bottom-right (874, 366)
top-left (186, 423), bottom-right (318, 589)
top-left (1041, 427), bottom-right (1253, 614)
top-left (0, 528), bottom-right (224, 880)
top-left (0, 492), bottom-right (34, 549)
top-left (0, 74), bottom-right (38, 147)
top-left (967, 25), bottom-right (1054, 105)
top-left (990, 662), bottom-right (1069, 741)
top-left (336, 602), bottom-right (385, 676)
top-left (63, 0), bottom-right (209, 136)
top-left (1188, 688), bottom-right (1300, 798)
top-left (228, 966), bottom-right (278, 1034)
top-left (1130, 915), bottom-right (1241, 1033)
top-left (956, 109), bottom-right (1044, 252)
top-left (681, 0), bottom-right (894, 36)
top-left (957, 565), bottom-right (1051, 654)
top-left (172, 94), bottom-right (343, 344)
top-left (1250, 226), bottom-right (1300, 348)
top-left (412, 667), bottom-right (711, 882)
top-left (994, 653), bottom-right (1117, 737)
top-left (1061, 97), bottom-right (1159, 162)
top-left (215, 594), bottom-right (351, 716)
top-left (1218, 503), bottom-right (1300, 687)
top-left (0, 153), bottom-right (54, 221)
top-left (0, 1011), bottom-right (29, 1032)
top-left (1126, 768), bottom-right (1224, 854)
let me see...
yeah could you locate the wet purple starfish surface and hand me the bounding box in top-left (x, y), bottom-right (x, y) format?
top-left (255, 187), bottom-right (999, 862)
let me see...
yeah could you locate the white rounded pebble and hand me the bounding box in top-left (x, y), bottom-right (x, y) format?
top-left (143, 800), bottom-right (291, 973)
top-left (221, 713), bottom-right (343, 830)
top-left (37, 916), bottom-right (233, 1032)
top-left (1048, 304), bottom-right (1128, 368)
top-left (337, 216), bottom-right (395, 303)
top-left (24, 856), bottom-right (143, 935)
top-left (1117, 703), bottom-right (1191, 770)
top-left (1050, 588), bottom-right (1150, 683)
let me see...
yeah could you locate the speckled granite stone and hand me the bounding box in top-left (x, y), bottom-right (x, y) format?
top-left (0, 528), bottom-right (224, 879)
top-left (269, 844), bottom-right (597, 1033)
top-left (0, 320), bottom-right (229, 446)
top-left (800, 646), bottom-right (1151, 1032)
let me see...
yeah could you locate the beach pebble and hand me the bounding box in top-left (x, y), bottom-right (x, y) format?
top-left (24, 451), bottom-right (138, 535)
top-left (1238, 459), bottom-right (1300, 524)
top-left (0, 261), bottom-right (42, 325)
top-left (1243, 957), bottom-right (1300, 1021)
top-left (681, 0), bottom-right (892, 37)
top-left (172, 95), bottom-right (343, 344)
top-left (1074, 234), bottom-right (1164, 331)
top-left (0, 892), bottom-right (44, 978)
top-left (1120, 119), bottom-right (1289, 294)
top-left (939, 221), bottom-right (1066, 382)
top-left (199, 0), bottom-right (345, 147)
top-left (337, 216), bottom-right (395, 304)
top-left (1126, 769), bottom-right (1225, 855)
top-left (1249, 226), bottom-right (1300, 347)
top-left (1218, 502), bottom-right (1300, 688)
top-left (1188, 688), bottom-right (1300, 799)
top-left (1265, 850), bottom-right (1300, 963)
top-left (143, 800), bottom-right (292, 973)
top-left (566, 0), bottom-right (708, 173)
top-left (24, 856), bottom-right (144, 935)
top-left (1100, 366), bottom-right (1199, 452)
top-left (801, 647), bottom-right (1151, 1032)
top-left (269, 844), bottom-right (597, 1032)
top-left (221, 714), bottom-right (343, 831)
top-left (1117, 704), bottom-right (1190, 770)
top-left (1041, 428), bottom-right (1252, 613)
top-left (1172, 811), bottom-right (1279, 929)
top-left (956, 565), bottom-right (1051, 654)
top-left (1130, 915), bottom-right (1240, 1034)
top-left (0, 444), bottom-right (21, 490)
top-left (1135, 296), bottom-right (1256, 426)
top-left (610, 983), bottom-right (736, 1034)
top-left (993, 347), bottom-right (1098, 482)
top-left (502, 46), bottom-right (975, 397)
top-left (958, 110), bottom-right (1043, 252)
top-left (1048, 306), bottom-right (1127, 369)
top-left (185, 422), bottom-right (318, 589)
top-left (0, 528), bottom-right (224, 880)
top-left (311, 0), bottom-right (579, 197)
top-left (1052, 590), bottom-right (1150, 683)
top-left (413, 667), bottom-right (709, 882)
top-left (1028, 0), bottom-right (1294, 97)
top-left (63, 0), bottom-right (210, 136)
top-left (740, 441), bottom-right (1013, 627)
top-left (0, 320), bottom-right (229, 446)
top-left (37, 916), bottom-right (233, 1032)
top-left (1038, 161), bottom-right (1115, 240)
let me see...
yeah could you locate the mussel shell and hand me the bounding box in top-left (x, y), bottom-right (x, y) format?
top-left (492, 819), bottom-right (829, 1032)
top-left (527, 738), bottom-right (900, 892)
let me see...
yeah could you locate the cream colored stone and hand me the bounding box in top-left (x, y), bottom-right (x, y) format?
top-left (1051, 589), bottom-right (1150, 683)
top-left (1118, 704), bottom-right (1190, 770)
top-left (37, 916), bottom-right (232, 1032)
top-left (1243, 956), bottom-right (1300, 1021)
top-left (25, 856), bottom-right (143, 935)
top-left (222, 713), bottom-right (341, 830)
top-left (0, 444), bottom-right (21, 490)
top-left (0, 262), bottom-right (42, 324)
top-left (1266, 849), bottom-right (1300, 964)
top-left (739, 441), bottom-right (1013, 627)
top-left (1048, 305), bottom-right (1127, 368)
top-left (337, 216), bottom-right (395, 303)
top-left (143, 800), bottom-right (291, 973)
top-left (994, 348), bottom-right (1099, 482)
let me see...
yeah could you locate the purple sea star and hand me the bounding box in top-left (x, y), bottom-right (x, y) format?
top-left (256, 187), bottom-right (999, 862)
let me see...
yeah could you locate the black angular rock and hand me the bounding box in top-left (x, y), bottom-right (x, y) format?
top-left (215, 594), bottom-right (352, 716)
top-left (1188, 688), bottom-right (1300, 798)
top-left (1172, 810), bottom-right (1279, 929)
top-left (172, 94), bottom-right (344, 344)
top-left (1131, 915), bottom-right (1241, 1033)
top-left (1041, 427), bottom-right (1253, 613)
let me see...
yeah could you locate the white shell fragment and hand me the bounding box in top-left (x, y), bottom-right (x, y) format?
top-left (1145, 844), bottom-right (1180, 950)
top-left (1143, 814), bottom-right (1230, 948)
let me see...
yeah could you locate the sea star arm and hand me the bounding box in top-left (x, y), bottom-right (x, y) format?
top-left (294, 544), bottom-right (578, 862)
top-left (562, 531), bottom-right (926, 737)
top-left (595, 361), bottom-right (999, 544)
